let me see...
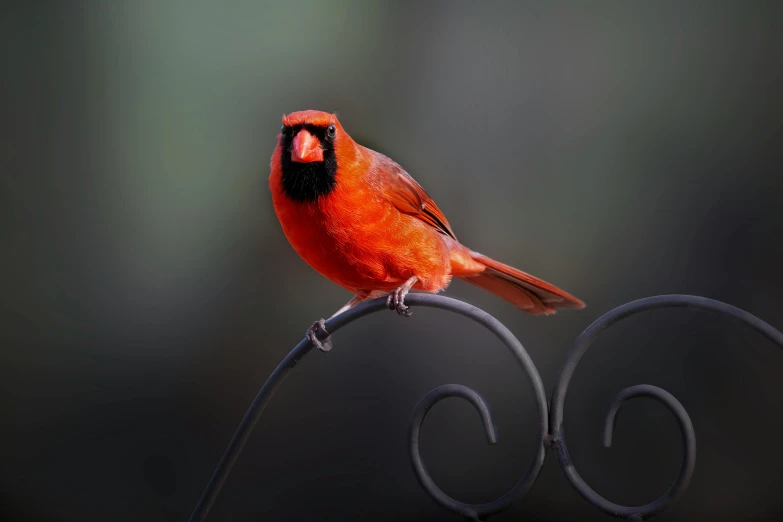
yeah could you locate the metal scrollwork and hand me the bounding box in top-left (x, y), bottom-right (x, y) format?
top-left (405, 296), bottom-right (548, 521)
top-left (549, 295), bottom-right (783, 520)
top-left (188, 294), bottom-right (783, 522)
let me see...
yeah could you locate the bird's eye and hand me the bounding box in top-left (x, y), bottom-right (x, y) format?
top-left (327, 124), bottom-right (336, 138)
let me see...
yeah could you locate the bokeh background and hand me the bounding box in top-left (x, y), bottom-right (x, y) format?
top-left (2, 1), bottom-right (782, 521)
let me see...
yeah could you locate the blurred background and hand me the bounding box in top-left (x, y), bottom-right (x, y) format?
top-left (2, 1), bottom-right (782, 521)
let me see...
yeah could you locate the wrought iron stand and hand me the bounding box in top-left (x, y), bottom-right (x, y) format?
top-left (188, 294), bottom-right (783, 521)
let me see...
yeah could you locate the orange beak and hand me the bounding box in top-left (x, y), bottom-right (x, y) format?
top-left (291, 129), bottom-right (324, 163)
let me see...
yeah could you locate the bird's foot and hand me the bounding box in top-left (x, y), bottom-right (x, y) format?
top-left (306, 318), bottom-right (333, 352)
top-left (386, 286), bottom-right (413, 317)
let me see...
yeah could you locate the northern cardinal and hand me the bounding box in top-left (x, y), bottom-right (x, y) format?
top-left (269, 110), bottom-right (584, 351)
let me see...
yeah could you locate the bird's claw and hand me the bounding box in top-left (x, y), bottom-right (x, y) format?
top-left (306, 318), bottom-right (333, 352)
top-left (386, 287), bottom-right (412, 317)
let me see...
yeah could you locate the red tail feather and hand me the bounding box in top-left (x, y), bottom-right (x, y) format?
top-left (461, 252), bottom-right (584, 315)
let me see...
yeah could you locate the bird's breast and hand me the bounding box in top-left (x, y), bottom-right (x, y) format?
top-left (272, 183), bottom-right (452, 292)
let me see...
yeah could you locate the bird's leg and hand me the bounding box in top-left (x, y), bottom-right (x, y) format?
top-left (306, 295), bottom-right (366, 352)
top-left (329, 295), bottom-right (367, 319)
top-left (386, 276), bottom-right (418, 317)
top-left (306, 318), bottom-right (332, 352)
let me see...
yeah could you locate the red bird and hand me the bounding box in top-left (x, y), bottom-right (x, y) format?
top-left (269, 110), bottom-right (584, 351)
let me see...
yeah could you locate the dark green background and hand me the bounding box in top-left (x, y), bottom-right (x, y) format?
top-left (2, 1), bottom-right (782, 521)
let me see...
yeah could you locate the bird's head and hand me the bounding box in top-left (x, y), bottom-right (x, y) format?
top-left (280, 110), bottom-right (346, 163)
top-left (276, 110), bottom-right (351, 202)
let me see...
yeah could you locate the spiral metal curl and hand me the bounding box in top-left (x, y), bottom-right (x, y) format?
top-left (549, 294), bottom-right (783, 520)
top-left (405, 295), bottom-right (549, 521)
top-left (188, 294), bottom-right (548, 522)
top-left (189, 293), bottom-right (783, 522)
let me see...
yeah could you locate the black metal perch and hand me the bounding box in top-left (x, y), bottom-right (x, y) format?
top-left (188, 294), bottom-right (783, 521)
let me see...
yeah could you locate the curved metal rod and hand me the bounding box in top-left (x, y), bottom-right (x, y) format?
top-left (406, 296), bottom-right (550, 520)
top-left (188, 293), bottom-right (548, 522)
top-left (409, 384), bottom-right (497, 521)
top-left (549, 294), bottom-right (783, 520)
top-left (601, 384), bottom-right (696, 518)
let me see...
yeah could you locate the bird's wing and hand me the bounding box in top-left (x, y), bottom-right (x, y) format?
top-left (374, 156), bottom-right (457, 240)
